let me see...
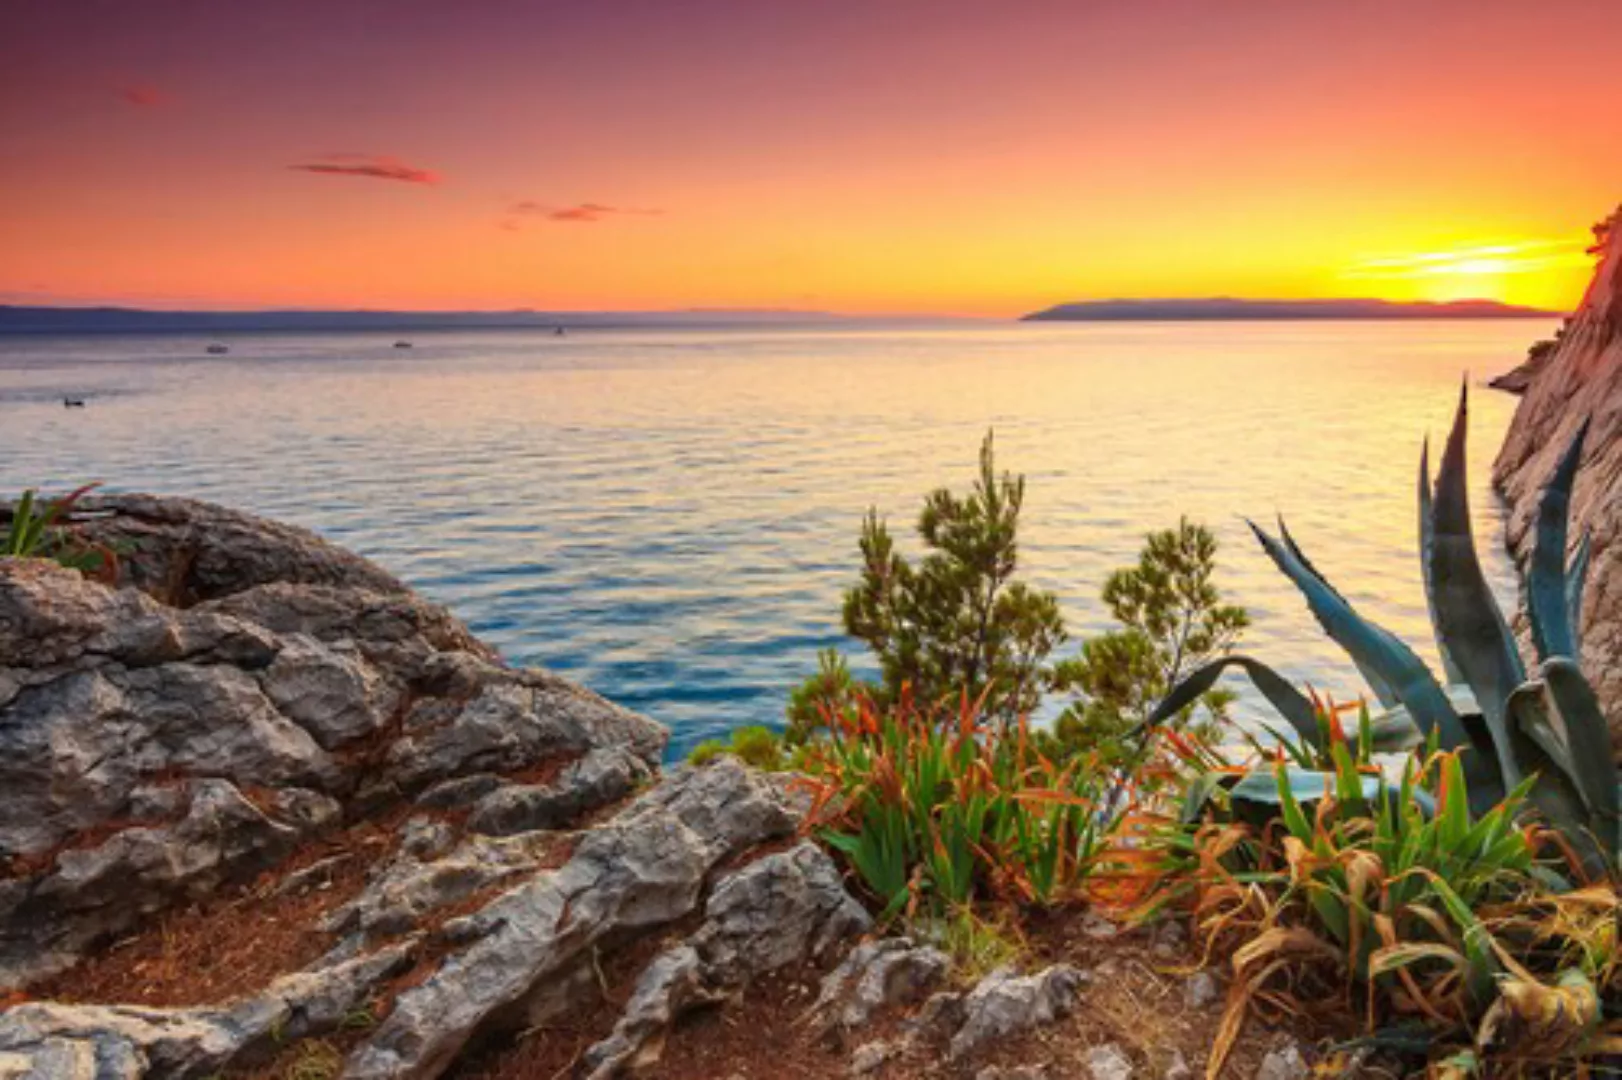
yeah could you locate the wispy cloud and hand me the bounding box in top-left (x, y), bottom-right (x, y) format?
top-left (289, 153), bottom-right (440, 185)
top-left (1342, 239), bottom-right (1590, 280)
top-left (118, 85), bottom-right (170, 108)
top-left (509, 200), bottom-right (662, 223)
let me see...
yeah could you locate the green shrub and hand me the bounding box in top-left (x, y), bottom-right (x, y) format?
top-left (797, 431), bottom-right (1065, 730)
top-left (785, 648), bottom-right (861, 744)
top-left (1041, 517), bottom-right (1246, 768)
top-left (685, 725), bottom-right (789, 772)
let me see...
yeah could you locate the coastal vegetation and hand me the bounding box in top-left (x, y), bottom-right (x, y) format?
top-left (716, 397), bottom-right (1622, 1076)
top-left (2, 484), bottom-right (114, 580)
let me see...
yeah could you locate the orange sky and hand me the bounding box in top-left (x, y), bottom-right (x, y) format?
top-left (2, 1), bottom-right (1618, 315)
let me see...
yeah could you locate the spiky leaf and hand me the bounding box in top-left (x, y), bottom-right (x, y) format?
top-left (1527, 419), bottom-right (1589, 662)
top-left (1139, 654), bottom-right (1319, 749)
top-left (1423, 385), bottom-right (1524, 793)
top-left (1249, 519), bottom-right (1472, 753)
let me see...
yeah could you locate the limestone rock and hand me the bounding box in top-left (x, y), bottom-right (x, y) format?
top-left (808, 937), bottom-right (952, 1034)
top-left (0, 495), bottom-right (665, 990)
top-left (849, 1039), bottom-right (903, 1076)
top-left (1255, 1042), bottom-right (1310, 1080)
top-left (0, 941), bottom-right (416, 1078)
top-left (1085, 1043), bottom-right (1134, 1080)
top-left (947, 965), bottom-right (1087, 1060)
top-left (466, 745), bottom-right (651, 836)
top-left (1493, 204), bottom-right (1622, 749)
top-left (581, 841), bottom-right (870, 1077)
top-left (344, 759), bottom-right (798, 1079)
top-left (1184, 970), bottom-right (1219, 1010)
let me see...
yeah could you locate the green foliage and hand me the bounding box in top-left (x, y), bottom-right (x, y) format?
top-left (1146, 388), bottom-right (1619, 876)
top-left (1042, 518), bottom-right (1247, 766)
top-left (830, 431), bottom-right (1065, 728)
top-left (1158, 718), bottom-right (1619, 1074)
top-left (785, 648), bottom-right (860, 744)
top-left (685, 725), bottom-right (789, 772)
top-left (918, 905), bottom-right (1025, 980)
top-left (4, 484), bottom-right (111, 577)
top-left (1137, 389), bottom-right (1622, 1074)
top-left (803, 689), bottom-right (1119, 920)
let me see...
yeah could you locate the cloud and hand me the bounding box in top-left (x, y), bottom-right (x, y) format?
top-left (118, 85), bottom-right (170, 108)
top-left (289, 154), bottom-right (440, 185)
top-left (1342, 239), bottom-right (1590, 280)
top-left (510, 200), bottom-right (661, 223)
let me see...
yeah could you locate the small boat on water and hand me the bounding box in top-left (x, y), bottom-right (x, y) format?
top-left (394, 341), bottom-right (413, 349)
top-left (62, 397), bottom-right (86, 408)
top-left (206, 343), bottom-right (229, 355)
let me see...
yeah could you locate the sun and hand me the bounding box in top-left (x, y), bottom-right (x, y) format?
top-left (1341, 240), bottom-right (1594, 308)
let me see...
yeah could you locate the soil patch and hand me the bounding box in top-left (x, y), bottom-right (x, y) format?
top-left (35, 811), bottom-right (411, 1007)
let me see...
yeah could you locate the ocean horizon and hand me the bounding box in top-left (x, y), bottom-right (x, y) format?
top-left (0, 318), bottom-right (1547, 758)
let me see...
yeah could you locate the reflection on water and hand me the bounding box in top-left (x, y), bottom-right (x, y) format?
top-left (0, 320), bottom-right (1546, 757)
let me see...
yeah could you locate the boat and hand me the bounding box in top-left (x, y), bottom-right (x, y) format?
top-left (62, 397), bottom-right (86, 408)
top-left (394, 341), bottom-right (413, 349)
top-left (206, 343), bottom-right (229, 355)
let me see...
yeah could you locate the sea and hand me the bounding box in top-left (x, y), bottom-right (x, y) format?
top-left (0, 319), bottom-right (1550, 758)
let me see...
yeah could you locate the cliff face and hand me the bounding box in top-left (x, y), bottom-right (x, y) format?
top-left (1494, 206), bottom-right (1622, 753)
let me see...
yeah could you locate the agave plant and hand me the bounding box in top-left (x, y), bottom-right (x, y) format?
top-left (1145, 387), bottom-right (1619, 875)
top-left (3, 484), bottom-right (114, 580)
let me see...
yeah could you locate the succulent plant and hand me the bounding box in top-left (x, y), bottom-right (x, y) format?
top-left (1145, 387), bottom-right (1619, 875)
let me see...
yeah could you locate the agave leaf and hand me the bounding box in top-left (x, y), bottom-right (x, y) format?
top-left (1230, 766), bottom-right (1383, 807)
top-left (1418, 440), bottom-right (1465, 685)
top-left (1504, 681), bottom-right (1598, 869)
top-left (1423, 385), bottom-right (1523, 789)
top-left (1139, 655), bottom-right (1320, 750)
top-left (1250, 519), bottom-right (1473, 754)
top-left (1179, 771), bottom-right (1233, 825)
top-left (1541, 659), bottom-right (1620, 866)
top-left (1566, 529), bottom-right (1591, 654)
top-left (1527, 419), bottom-right (1589, 662)
top-left (1366, 684), bottom-right (1483, 752)
top-left (1279, 517), bottom-right (1400, 706)
top-left (1421, 871), bottom-right (1500, 1008)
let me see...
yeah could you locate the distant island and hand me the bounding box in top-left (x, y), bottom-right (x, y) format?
top-left (0, 305), bottom-right (879, 335)
top-left (1021, 297), bottom-right (1556, 321)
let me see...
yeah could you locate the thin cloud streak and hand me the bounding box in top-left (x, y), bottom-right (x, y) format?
top-left (1341, 239), bottom-right (1593, 280)
top-left (289, 154), bottom-right (440, 185)
top-left (118, 85), bottom-right (170, 107)
top-left (510, 200), bottom-right (662, 223)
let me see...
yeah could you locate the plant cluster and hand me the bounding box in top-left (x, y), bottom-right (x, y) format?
top-left (686, 725), bottom-right (791, 772)
top-left (798, 688), bottom-right (1118, 922)
top-left (1039, 516), bottom-right (1247, 768)
top-left (3, 484), bottom-right (115, 581)
top-left (784, 432), bottom-right (1245, 759)
top-left (1141, 388), bottom-right (1622, 1074)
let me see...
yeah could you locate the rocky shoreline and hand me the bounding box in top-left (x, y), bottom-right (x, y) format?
top-left (2, 496), bottom-right (1272, 1079)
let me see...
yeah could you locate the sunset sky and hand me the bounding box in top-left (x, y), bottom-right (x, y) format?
top-left (3, 1), bottom-right (1619, 315)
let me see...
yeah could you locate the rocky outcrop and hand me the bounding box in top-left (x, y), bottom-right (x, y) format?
top-left (1493, 206), bottom-right (1622, 752)
top-left (0, 494), bottom-right (666, 990)
top-left (0, 493), bottom-right (1106, 1078)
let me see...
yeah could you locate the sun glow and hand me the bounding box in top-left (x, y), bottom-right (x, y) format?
top-left (1340, 239), bottom-right (1596, 308)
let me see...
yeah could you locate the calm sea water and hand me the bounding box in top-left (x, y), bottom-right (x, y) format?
top-left (0, 320), bottom-right (1548, 758)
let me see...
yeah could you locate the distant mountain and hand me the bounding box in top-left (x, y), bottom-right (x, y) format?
top-left (1021, 297), bottom-right (1557, 321)
top-left (0, 305), bottom-right (872, 335)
